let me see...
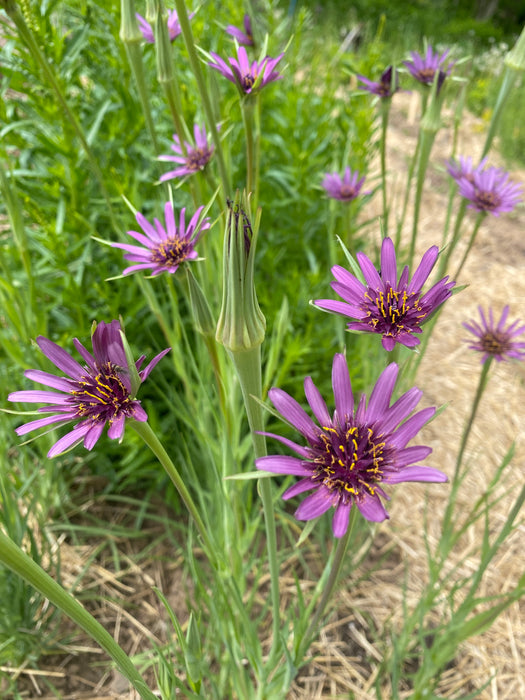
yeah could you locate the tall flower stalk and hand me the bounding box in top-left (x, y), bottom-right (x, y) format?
top-left (453, 211), bottom-right (485, 279)
top-left (216, 195), bottom-right (281, 673)
top-left (408, 71), bottom-right (445, 266)
top-left (172, 0), bottom-right (230, 200)
top-left (153, 0), bottom-right (188, 153)
top-left (130, 419), bottom-right (212, 552)
top-left (120, 0), bottom-right (160, 154)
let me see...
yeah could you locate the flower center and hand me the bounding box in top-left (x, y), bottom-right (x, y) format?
top-left (71, 362), bottom-right (133, 423)
top-left (339, 184), bottom-right (357, 200)
top-left (364, 285), bottom-right (424, 338)
top-left (480, 331), bottom-right (509, 356)
top-left (151, 238), bottom-right (191, 267)
top-left (186, 146), bottom-right (212, 172)
top-left (310, 423), bottom-right (388, 502)
top-left (416, 67), bottom-right (436, 83)
top-left (242, 72), bottom-right (256, 91)
top-left (475, 189), bottom-right (502, 211)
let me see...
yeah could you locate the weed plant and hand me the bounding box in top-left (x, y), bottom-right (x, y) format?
top-left (1, 0), bottom-right (525, 697)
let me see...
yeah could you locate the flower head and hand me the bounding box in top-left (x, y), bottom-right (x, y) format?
top-left (159, 123), bottom-right (215, 181)
top-left (226, 14), bottom-right (254, 46)
top-left (8, 321), bottom-right (170, 458)
top-left (322, 167), bottom-right (369, 203)
top-left (112, 203), bottom-right (210, 276)
top-left (136, 10), bottom-right (191, 44)
top-left (256, 354), bottom-right (446, 536)
top-left (314, 237), bottom-right (454, 351)
top-left (403, 46), bottom-right (454, 86)
top-left (455, 165), bottom-right (523, 216)
top-left (208, 45), bottom-right (284, 95)
top-left (463, 306), bottom-right (525, 363)
top-left (446, 155), bottom-right (487, 184)
top-left (357, 66), bottom-right (399, 98)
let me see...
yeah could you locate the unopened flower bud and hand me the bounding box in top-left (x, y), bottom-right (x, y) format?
top-left (505, 25), bottom-right (525, 72)
top-left (216, 192), bottom-right (266, 351)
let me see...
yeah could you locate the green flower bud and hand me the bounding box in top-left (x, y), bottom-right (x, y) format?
top-left (505, 25), bottom-right (525, 72)
top-left (186, 267), bottom-right (215, 338)
top-left (216, 192), bottom-right (266, 352)
top-left (119, 0), bottom-right (142, 44)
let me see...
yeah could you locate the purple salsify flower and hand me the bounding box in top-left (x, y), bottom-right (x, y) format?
top-left (357, 66), bottom-right (399, 98)
top-left (208, 45), bottom-right (284, 95)
top-left (314, 237), bottom-right (454, 351)
top-left (159, 123), bottom-right (215, 181)
top-left (135, 10), bottom-right (194, 44)
top-left (463, 306), bottom-right (525, 363)
top-left (112, 202), bottom-right (210, 276)
top-left (403, 46), bottom-right (454, 86)
top-left (8, 321), bottom-right (170, 458)
top-left (226, 14), bottom-right (254, 46)
top-left (322, 167), bottom-right (369, 203)
top-left (256, 354), bottom-right (447, 536)
top-left (456, 165), bottom-right (523, 216)
top-left (447, 155), bottom-right (488, 184)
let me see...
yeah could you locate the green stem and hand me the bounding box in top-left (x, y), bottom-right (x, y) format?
top-left (227, 347), bottom-right (281, 669)
top-left (160, 75), bottom-right (189, 150)
top-left (409, 127), bottom-right (436, 266)
top-left (453, 212), bottom-right (486, 280)
top-left (379, 101), bottom-right (391, 236)
top-left (6, 2), bottom-right (119, 234)
top-left (481, 67), bottom-right (516, 159)
top-left (440, 359), bottom-right (493, 557)
top-left (172, 0), bottom-right (230, 200)
top-left (241, 99), bottom-right (255, 197)
top-left (120, 0), bottom-right (160, 154)
top-left (125, 43), bottom-right (161, 154)
top-left (0, 530), bottom-right (157, 700)
top-left (437, 197), bottom-right (468, 278)
top-left (296, 506), bottom-right (357, 661)
top-left (395, 130), bottom-right (420, 252)
top-left (129, 420), bottom-right (212, 554)
top-left (453, 358), bottom-right (492, 483)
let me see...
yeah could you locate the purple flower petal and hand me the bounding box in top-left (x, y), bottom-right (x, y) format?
top-left (295, 487), bottom-right (335, 520)
top-left (332, 502), bottom-right (352, 537)
top-left (268, 388), bottom-right (321, 442)
top-left (255, 455), bottom-right (312, 476)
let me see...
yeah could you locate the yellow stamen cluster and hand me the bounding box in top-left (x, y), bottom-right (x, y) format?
top-left (313, 424), bottom-right (386, 500)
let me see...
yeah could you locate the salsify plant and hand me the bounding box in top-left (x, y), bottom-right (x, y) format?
top-left (1, 0), bottom-right (525, 698)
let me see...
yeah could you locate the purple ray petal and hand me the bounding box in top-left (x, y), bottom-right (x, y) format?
top-left (255, 455), bottom-right (312, 476)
